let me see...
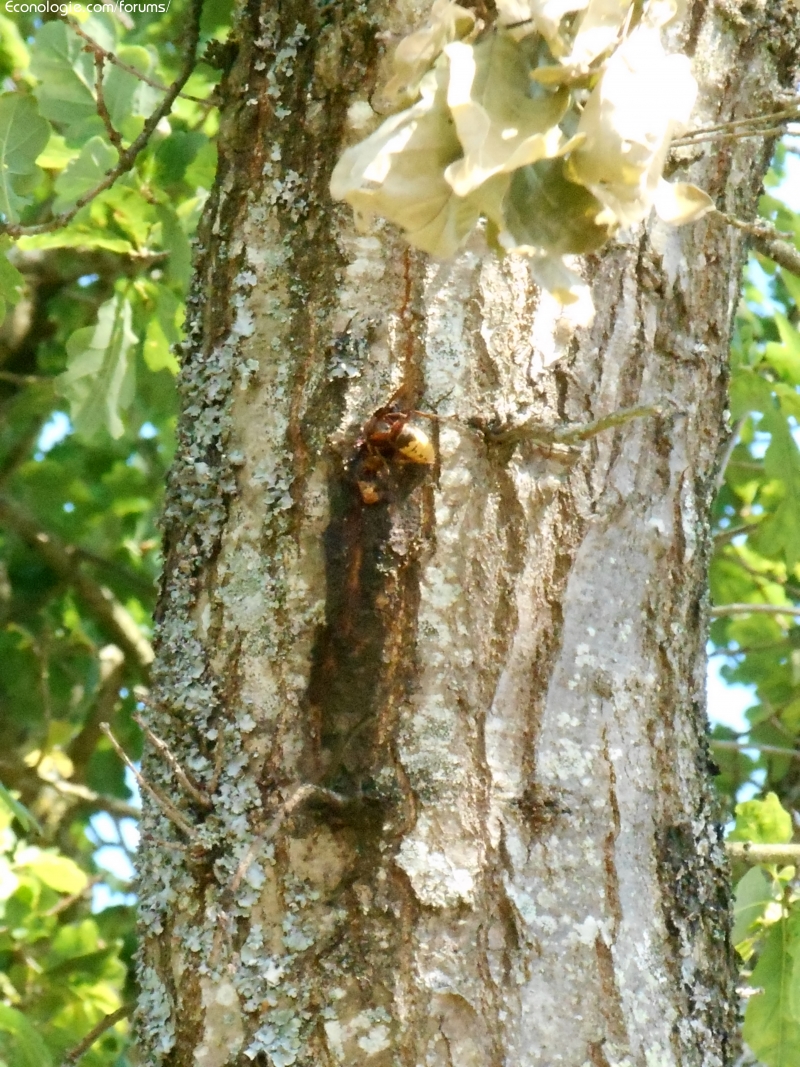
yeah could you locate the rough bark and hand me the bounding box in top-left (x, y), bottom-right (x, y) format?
top-left (135, 2), bottom-right (800, 1066)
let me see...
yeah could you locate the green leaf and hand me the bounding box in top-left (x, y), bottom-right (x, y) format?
top-left (52, 136), bottom-right (117, 213)
top-left (764, 314), bottom-right (800, 385)
top-left (0, 1004), bottom-right (54, 1067)
top-left (14, 847), bottom-right (87, 894)
top-left (103, 46), bottom-right (160, 130)
top-left (16, 227), bottom-right (134, 255)
top-left (0, 236), bottom-right (23, 316)
top-left (30, 22), bottom-right (96, 135)
top-left (743, 909), bottom-right (800, 1067)
top-left (57, 294), bottom-right (138, 439)
top-left (0, 93), bottom-right (51, 224)
top-left (729, 792), bottom-right (793, 844)
top-left (0, 783), bottom-right (41, 836)
top-left (756, 412), bottom-right (800, 569)
top-left (143, 285), bottom-right (181, 374)
top-left (154, 131), bottom-right (207, 186)
top-left (729, 370), bottom-right (777, 420)
top-left (0, 15), bottom-right (30, 79)
top-left (732, 867), bottom-right (774, 945)
top-left (156, 203), bottom-right (192, 287)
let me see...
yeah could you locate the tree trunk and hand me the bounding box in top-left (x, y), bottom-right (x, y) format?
top-left (134, 3), bottom-right (800, 1065)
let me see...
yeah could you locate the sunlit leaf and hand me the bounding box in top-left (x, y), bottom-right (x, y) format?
top-left (562, 0), bottom-right (632, 70)
top-left (382, 0), bottom-right (475, 103)
top-left (495, 0), bottom-right (590, 42)
top-left (729, 792), bottom-right (793, 844)
top-left (330, 64), bottom-right (480, 258)
top-left (15, 847), bottom-right (87, 894)
top-left (567, 25), bottom-right (697, 225)
top-left (443, 35), bottom-right (569, 197)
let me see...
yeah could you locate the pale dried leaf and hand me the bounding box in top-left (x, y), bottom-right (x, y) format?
top-left (653, 179), bottom-right (714, 225)
top-left (644, 0), bottom-right (687, 27)
top-left (530, 253), bottom-right (595, 317)
top-left (330, 66), bottom-right (479, 258)
top-left (382, 0), bottom-right (475, 103)
top-left (562, 0), bottom-right (633, 69)
top-left (444, 35), bottom-right (569, 197)
top-left (567, 26), bottom-right (697, 225)
top-left (501, 158), bottom-right (612, 256)
top-left (496, 0), bottom-right (590, 41)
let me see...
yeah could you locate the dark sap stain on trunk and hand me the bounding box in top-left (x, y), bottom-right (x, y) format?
top-left (303, 449), bottom-right (433, 808)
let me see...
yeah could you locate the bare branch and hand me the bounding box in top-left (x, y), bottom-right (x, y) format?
top-left (59, 1003), bottom-right (133, 1067)
top-left (0, 371), bottom-right (52, 386)
top-left (715, 415), bottom-right (746, 492)
top-left (100, 722), bottom-right (196, 838)
top-left (46, 776), bottom-right (140, 820)
top-left (726, 842), bottom-right (800, 866)
top-left (710, 603), bottom-right (800, 619)
top-left (0, 496), bottom-right (154, 670)
top-left (133, 712), bottom-right (213, 809)
top-left (71, 21), bottom-right (211, 106)
top-left (711, 739), bottom-right (800, 760)
top-left (714, 210), bottom-right (800, 277)
top-left (673, 103), bottom-right (800, 145)
top-left (67, 645), bottom-right (126, 777)
top-left (92, 52), bottom-right (123, 152)
top-left (472, 404), bottom-right (661, 449)
top-left (0, 0), bottom-right (205, 239)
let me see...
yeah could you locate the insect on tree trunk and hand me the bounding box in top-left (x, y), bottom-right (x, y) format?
top-left (134, 2), bottom-right (800, 1065)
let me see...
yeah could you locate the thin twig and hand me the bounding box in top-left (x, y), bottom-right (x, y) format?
top-left (0, 371), bottom-right (51, 386)
top-left (0, 0), bottom-right (205, 239)
top-left (474, 404), bottom-right (661, 449)
top-left (713, 210), bottom-right (800, 277)
top-left (47, 775), bottom-right (141, 820)
top-left (93, 52), bottom-right (123, 152)
top-left (71, 21), bottom-right (211, 106)
top-left (67, 645), bottom-right (126, 778)
top-left (60, 1003), bottom-right (133, 1067)
top-left (711, 739), bottom-right (800, 760)
top-left (714, 521), bottom-right (760, 547)
top-left (710, 603), bottom-right (800, 618)
top-left (708, 639), bottom-right (791, 657)
top-left (133, 712), bottom-right (213, 809)
top-left (45, 875), bottom-right (101, 917)
top-left (100, 722), bottom-right (196, 839)
top-left (673, 104), bottom-right (800, 144)
top-left (726, 842), bottom-right (800, 866)
top-left (716, 414), bottom-right (746, 491)
top-left (674, 125), bottom-right (796, 147)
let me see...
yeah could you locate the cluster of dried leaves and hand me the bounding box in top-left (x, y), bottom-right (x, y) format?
top-left (330, 0), bottom-right (713, 319)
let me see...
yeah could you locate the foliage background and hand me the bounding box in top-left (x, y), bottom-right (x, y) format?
top-left (0, 4), bottom-right (799, 1066)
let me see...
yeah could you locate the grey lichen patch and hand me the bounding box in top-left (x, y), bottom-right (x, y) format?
top-left (395, 810), bottom-right (482, 908)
